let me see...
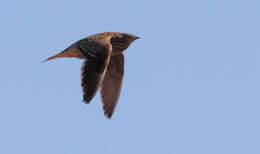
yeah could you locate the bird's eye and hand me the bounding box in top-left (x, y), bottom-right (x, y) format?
top-left (127, 36), bottom-right (132, 39)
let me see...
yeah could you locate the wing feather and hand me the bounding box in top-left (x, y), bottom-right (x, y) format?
top-left (80, 39), bottom-right (111, 103)
top-left (100, 54), bottom-right (124, 118)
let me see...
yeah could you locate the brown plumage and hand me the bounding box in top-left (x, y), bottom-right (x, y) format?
top-left (43, 32), bottom-right (139, 118)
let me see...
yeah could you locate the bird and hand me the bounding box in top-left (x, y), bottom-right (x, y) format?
top-left (43, 32), bottom-right (140, 118)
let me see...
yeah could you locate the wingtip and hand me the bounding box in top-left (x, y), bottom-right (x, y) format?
top-left (83, 98), bottom-right (91, 104)
top-left (104, 110), bottom-right (113, 119)
top-left (105, 114), bottom-right (112, 119)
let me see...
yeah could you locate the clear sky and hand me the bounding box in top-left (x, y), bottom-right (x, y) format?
top-left (0, 0), bottom-right (260, 154)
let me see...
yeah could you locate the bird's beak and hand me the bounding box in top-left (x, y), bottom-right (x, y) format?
top-left (135, 36), bottom-right (140, 40)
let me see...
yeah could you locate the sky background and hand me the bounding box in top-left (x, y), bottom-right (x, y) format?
top-left (0, 0), bottom-right (260, 154)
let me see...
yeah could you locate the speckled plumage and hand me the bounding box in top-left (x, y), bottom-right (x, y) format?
top-left (44, 32), bottom-right (139, 118)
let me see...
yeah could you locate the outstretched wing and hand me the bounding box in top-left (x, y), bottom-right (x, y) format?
top-left (100, 54), bottom-right (124, 118)
top-left (80, 39), bottom-right (111, 103)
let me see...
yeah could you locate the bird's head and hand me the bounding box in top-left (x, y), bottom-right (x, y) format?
top-left (110, 32), bottom-right (140, 53)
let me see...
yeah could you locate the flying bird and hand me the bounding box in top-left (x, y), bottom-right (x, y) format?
top-left (43, 32), bottom-right (139, 118)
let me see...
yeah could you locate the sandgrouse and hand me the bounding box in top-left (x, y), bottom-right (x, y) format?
top-left (43, 32), bottom-right (139, 118)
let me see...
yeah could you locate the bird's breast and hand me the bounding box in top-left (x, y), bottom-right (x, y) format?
top-left (111, 50), bottom-right (124, 56)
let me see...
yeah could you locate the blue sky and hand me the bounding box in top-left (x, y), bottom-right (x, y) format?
top-left (0, 0), bottom-right (260, 154)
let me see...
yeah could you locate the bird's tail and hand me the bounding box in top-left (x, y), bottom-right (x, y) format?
top-left (42, 46), bottom-right (84, 63)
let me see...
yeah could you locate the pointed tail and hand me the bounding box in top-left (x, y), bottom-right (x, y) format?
top-left (42, 46), bottom-right (84, 63)
top-left (42, 50), bottom-right (69, 63)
